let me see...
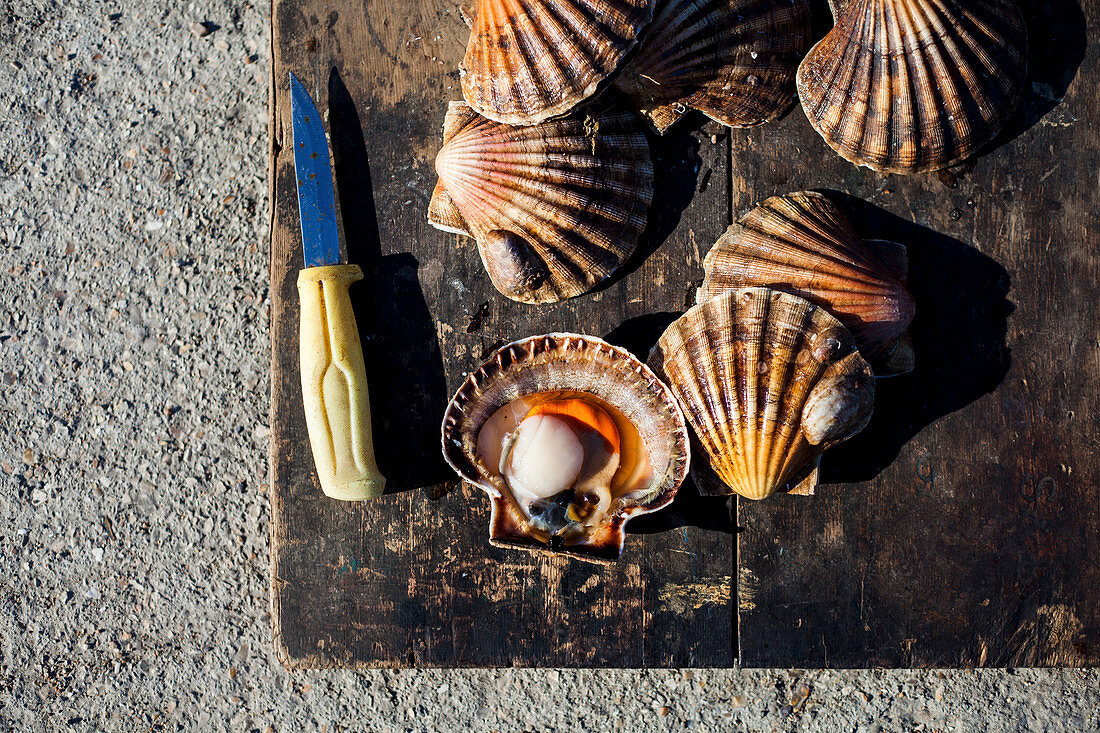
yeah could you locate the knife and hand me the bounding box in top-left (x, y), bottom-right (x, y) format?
top-left (290, 72), bottom-right (385, 500)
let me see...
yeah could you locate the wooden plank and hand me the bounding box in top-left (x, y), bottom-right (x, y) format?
top-left (269, 1), bottom-right (735, 667)
top-left (736, 0), bottom-right (1100, 666)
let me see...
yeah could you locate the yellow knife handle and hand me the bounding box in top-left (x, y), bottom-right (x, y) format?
top-left (297, 264), bottom-right (386, 500)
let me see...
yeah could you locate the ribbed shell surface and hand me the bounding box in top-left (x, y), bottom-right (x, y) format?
top-left (429, 101), bottom-right (653, 304)
top-left (797, 0), bottom-right (1027, 173)
top-left (698, 191), bottom-right (915, 371)
top-left (616, 0), bottom-right (813, 133)
top-left (441, 333), bottom-right (690, 562)
top-left (461, 0), bottom-right (655, 125)
top-left (648, 288), bottom-right (874, 500)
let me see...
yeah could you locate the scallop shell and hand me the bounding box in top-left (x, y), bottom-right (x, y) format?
top-left (615, 0), bottom-right (813, 133)
top-left (442, 333), bottom-right (690, 563)
top-left (648, 288), bottom-right (874, 500)
top-left (797, 0), bottom-right (1027, 173)
top-left (698, 191), bottom-right (915, 374)
top-left (428, 101), bottom-right (654, 304)
top-left (461, 0), bottom-right (655, 125)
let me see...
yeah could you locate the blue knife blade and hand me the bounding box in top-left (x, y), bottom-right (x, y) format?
top-left (290, 73), bottom-right (342, 268)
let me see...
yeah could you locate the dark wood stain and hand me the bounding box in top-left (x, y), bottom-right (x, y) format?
top-left (271, 1), bottom-right (1099, 668)
top-left (270, 1), bottom-right (733, 668)
top-left (734, 0), bottom-right (1098, 668)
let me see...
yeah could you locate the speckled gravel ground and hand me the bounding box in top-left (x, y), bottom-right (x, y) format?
top-left (1, 1), bottom-right (1097, 731)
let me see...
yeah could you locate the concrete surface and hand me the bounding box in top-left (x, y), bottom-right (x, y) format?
top-left (0, 0), bottom-right (1097, 730)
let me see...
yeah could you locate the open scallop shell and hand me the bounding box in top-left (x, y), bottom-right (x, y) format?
top-left (442, 333), bottom-right (690, 563)
top-left (648, 288), bottom-right (874, 500)
top-left (461, 0), bottom-right (655, 125)
top-left (698, 191), bottom-right (915, 374)
top-left (797, 0), bottom-right (1027, 173)
top-left (615, 0), bottom-right (813, 133)
top-left (428, 101), bottom-right (653, 304)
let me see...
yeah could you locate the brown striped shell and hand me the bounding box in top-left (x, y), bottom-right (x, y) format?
top-left (826, 0), bottom-right (856, 14)
top-left (797, 0), bottom-right (1027, 173)
top-left (615, 0), bottom-right (813, 133)
top-left (461, 0), bottom-right (655, 125)
top-left (442, 333), bottom-right (690, 563)
top-left (648, 288), bottom-right (874, 500)
top-left (428, 101), bottom-right (653, 304)
top-left (698, 191), bottom-right (915, 374)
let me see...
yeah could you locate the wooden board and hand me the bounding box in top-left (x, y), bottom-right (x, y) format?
top-left (733, 0), bottom-right (1100, 667)
top-left (269, 1), bottom-right (1100, 667)
top-left (269, 1), bottom-right (734, 667)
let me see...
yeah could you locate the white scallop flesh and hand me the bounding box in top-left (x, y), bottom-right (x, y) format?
top-left (501, 414), bottom-right (585, 501)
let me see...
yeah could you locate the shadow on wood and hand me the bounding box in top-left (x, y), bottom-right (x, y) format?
top-left (816, 190), bottom-right (1013, 484)
top-left (981, 0), bottom-right (1087, 160)
top-left (328, 68), bottom-right (451, 493)
top-left (591, 94), bottom-right (704, 294)
top-left (627, 473), bottom-right (736, 536)
top-left (602, 309), bottom-right (681, 361)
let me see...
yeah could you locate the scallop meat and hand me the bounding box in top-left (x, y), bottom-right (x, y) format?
top-left (442, 333), bottom-right (690, 562)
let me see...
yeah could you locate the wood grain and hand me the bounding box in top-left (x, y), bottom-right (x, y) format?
top-left (735, 0), bottom-right (1100, 667)
top-left (269, 0), bottom-right (734, 668)
top-left (270, 0), bottom-right (1100, 668)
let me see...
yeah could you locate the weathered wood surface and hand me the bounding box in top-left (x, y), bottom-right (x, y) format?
top-left (270, 0), bottom-right (1100, 667)
top-left (269, 1), bottom-right (734, 667)
top-left (734, 0), bottom-right (1100, 667)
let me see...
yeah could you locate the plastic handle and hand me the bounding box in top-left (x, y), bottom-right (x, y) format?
top-left (297, 264), bottom-right (386, 500)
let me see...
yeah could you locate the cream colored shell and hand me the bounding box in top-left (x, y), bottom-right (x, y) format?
top-left (648, 288), bottom-right (874, 500)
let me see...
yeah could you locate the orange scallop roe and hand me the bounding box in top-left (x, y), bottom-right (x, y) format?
top-left (525, 399), bottom-right (621, 455)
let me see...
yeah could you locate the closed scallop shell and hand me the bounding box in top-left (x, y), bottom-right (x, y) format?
top-left (428, 101), bottom-right (653, 304)
top-left (698, 191), bottom-right (915, 373)
top-left (615, 0), bottom-right (813, 133)
top-left (461, 0), bottom-right (655, 125)
top-left (797, 0), bottom-right (1027, 173)
top-left (648, 288), bottom-right (874, 500)
top-left (825, 0), bottom-right (857, 16)
top-left (442, 333), bottom-right (690, 563)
